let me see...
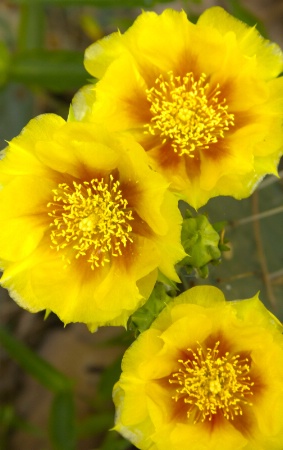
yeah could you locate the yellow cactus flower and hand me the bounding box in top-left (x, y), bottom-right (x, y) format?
top-left (0, 114), bottom-right (185, 329)
top-left (113, 286), bottom-right (283, 449)
top-left (70, 7), bottom-right (283, 208)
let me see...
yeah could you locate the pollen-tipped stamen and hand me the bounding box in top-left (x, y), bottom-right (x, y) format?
top-left (145, 71), bottom-right (235, 157)
top-left (47, 175), bottom-right (134, 269)
top-left (169, 341), bottom-right (254, 423)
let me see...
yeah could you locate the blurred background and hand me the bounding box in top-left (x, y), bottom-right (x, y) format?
top-left (0, 1), bottom-right (283, 449)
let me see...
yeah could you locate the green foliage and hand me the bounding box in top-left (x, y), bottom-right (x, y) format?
top-left (225, 0), bottom-right (267, 37)
top-left (76, 413), bottom-right (113, 439)
top-left (9, 50), bottom-right (88, 92)
top-left (18, 4), bottom-right (45, 51)
top-left (179, 211), bottom-right (228, 278)
top-left (12, 0), bottom-right (173, 6)
top-left (1, 2), bottom-right (282, 449)
top-left (49, 392), bottom-right (76, 450)
top-left (0, 326), bottom-right (79, 449)
top-left (0, 326), bottom-right (73, 393)
top-left (128, 282), bottom-right (172, 335)
top-left (96, 356), bottom-right (123, 405)
top-left (99, 430), bottom-right (132, 450)
top-left (2, 2), bottom-right (88, 92)
top-left (0, 405), bottom-right (45, 450)
top-left (0, 42), bottom-right (10, 87)
top-left (0, 325), bottom-right (121, 449)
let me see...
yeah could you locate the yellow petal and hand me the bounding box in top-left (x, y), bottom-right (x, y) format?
top-left (197, 7), bottom-right (283, 79)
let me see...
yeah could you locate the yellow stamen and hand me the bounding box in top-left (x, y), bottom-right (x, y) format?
top-left (145, 71), bottom-right (235, 156)
top-left (47, 175), bottom-right (134, 269)
top-left (169, 341), bottom-right (254, 423)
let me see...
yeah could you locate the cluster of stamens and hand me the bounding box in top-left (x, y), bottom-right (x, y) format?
top-left (47, 175), bottom-right (134, 269)
top-left (145, 71), bottom-right (235, 156)
top-left (169, 341), bottom-right (254, 423)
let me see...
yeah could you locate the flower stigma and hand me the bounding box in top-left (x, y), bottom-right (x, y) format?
top-left (47, 175), bottom-right (134, 269)
top-left (145, 71), bottom-right (235, 156)
top-left (169, 341), bottom-right (254, 423)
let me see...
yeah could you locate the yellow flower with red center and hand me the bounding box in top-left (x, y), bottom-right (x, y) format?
top-left (70, 7), bottom-right (283, 208)
top-left (113, 286), bottom-right (283, 449)
top-left (0, 114), bottom-right (185, 329)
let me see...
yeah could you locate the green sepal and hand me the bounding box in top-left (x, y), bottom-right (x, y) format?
top-left (44, 309), bottom-right (52, 320)
top-left (127, 282), bottom-right (172, 336)
top-left (157, 270), bottom-right (178, 295)
top-left (179, 211), bottom-right (228, 278)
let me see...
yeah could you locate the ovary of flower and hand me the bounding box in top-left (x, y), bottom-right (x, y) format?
top-left (47, 175), bottom-right (134, 269)
top-left (169, 341), bottom-right (254, 423)
top-left (145, 71), bottom-right (235, 156)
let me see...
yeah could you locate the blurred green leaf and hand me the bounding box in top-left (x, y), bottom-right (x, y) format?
top-left (99, 329), bottom-right (134, 348)
top-left (49, 391), bottom-right (76, 450)
top-left (0, 404), bottom-right (45, 441)
top-left (9, 50), bottom-right (88, 92)
top-left (96, 356), bottom-right (123, 404)
top-left (0, 83), bottom-right (34, 150)
top-left (11, 0), bottom-right (172, 6)
top-left (76, 413), bottom-right (113, 438)
top-left (0, 42), bottom-right (10, 87)
top-left (0, 326), bottom-right (73, 393)
top-left (18, 5), bottom-right (45, 51)
top-left (0, 405), bottom-right (16, 450)
top-left (100, 430), bottom-right (132, 450)
top-left (0, 405), bottom-right (14, 431)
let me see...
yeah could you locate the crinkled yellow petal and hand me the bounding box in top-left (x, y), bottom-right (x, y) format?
top-left (75, 8), bottom-right (283, 208)
top-left (0, 175), bottom-right (51, 220)
top-left (85, 10), bottom-right (192, 81)
top-left (121, 9), bottom-right (192, 76)
top-left (153, 191), bottom-right (186, 281)
top-left (92, 55), bottom-right (148, 130)
top-left (171, 284), bottom-right (226, 309)
top-left (0, 114), bottom-right (63, 181)
top-left (114, 286), bottom-right (283, 449)
top-left (35, 122), bottom-right (134, 178)
top-left (0, 175), bottom-right (53, 262)
top-left (111, 134), bottom-right (170, 235)
top-left (115, 381), bottom-right (148, 427)
top-left (169, 421), bottom-right (248, 450)
top-left (197, 6), bottom-right (283, 79)
top-left (0, 216), bottom-right (46, 264)
top-left (0, 115), bottom-right (184, 328)
top-left (253, 390), bottom-right (283, 448)
top-left (69, 84), bottom-right (96, 122)
top-left (85, 30), bottom-right (125, 79)
top-left (113, 381), bottom-right (155, 449)
top-left (231, 294), bottom-right (283, 333)
top-left (159, 312), bottom-right (212, 351)
top-left (1, 235), bottom-right (161, 328)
